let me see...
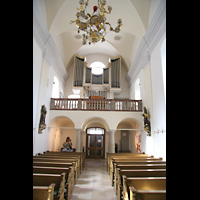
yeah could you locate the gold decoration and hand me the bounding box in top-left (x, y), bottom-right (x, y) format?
top-left (142, 106), bottom-right (151, 136)
top-left (70, 0), bottom-right (122, 45)
top-left (38, 105), bottom-right (47, 133)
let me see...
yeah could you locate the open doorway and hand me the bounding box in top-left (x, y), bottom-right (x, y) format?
top-left (86, 127), bottom-right (105, 159)
top-left (116, 118), bottom-right (142, 153)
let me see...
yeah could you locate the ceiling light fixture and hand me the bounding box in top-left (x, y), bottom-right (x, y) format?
top-left (70, 0), bottom-right (122, 45)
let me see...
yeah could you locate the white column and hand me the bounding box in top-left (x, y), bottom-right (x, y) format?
top-left (109, 130), bottom-right (115, 153)
top-left (76, 129), bottom-right (81, 152)
top-left (80, 130), bottom-right (85, 152)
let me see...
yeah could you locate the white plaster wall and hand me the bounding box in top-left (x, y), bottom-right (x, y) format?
top-left (49, 110), bottom-right (143, 131)
top-left (33, 38), bottom-right (43, 133)
top-left (33, 38), bottom-right (65, 155)
top-left (129, 35), bottom-right (166, 160)
top-left (150, 34), bottom-right (166, 161)
top-left (48, 110), bottom-right (143, 157)
top-left (33, 60), bottom-right (49, 155)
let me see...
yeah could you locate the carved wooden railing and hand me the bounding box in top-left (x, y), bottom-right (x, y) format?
top-left (50, 98), bottom-right (142, 112)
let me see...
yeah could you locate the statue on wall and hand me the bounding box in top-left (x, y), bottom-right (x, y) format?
top-left (142, 106), bottom-right (151, 136)
top-left (38, 105), bottom-right (47, 133)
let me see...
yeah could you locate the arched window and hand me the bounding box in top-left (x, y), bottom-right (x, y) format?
top-left (90, 61), bottom-right (106, 75)
top-left (87, 127), bottom-right (104, 134)
top-left (135, 78), bottom-right (141, 99)
top-left (52, 76), bottom-right (59, 98)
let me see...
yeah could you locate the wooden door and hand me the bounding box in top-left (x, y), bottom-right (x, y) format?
top-left (86, 133), bottom-right (105, 159)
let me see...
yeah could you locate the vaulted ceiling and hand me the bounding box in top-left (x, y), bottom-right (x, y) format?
top-left (35, 0), bottom-right (161, 71)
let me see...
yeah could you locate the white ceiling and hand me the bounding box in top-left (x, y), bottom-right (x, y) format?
top-left (35, 0), bottom-right (161, 71)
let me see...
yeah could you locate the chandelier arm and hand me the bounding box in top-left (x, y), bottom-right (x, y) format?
top-left (87, 13), bottom-right (91, 18)
top-left (85, 0), bottom-right (89, 6)
top-left (105, 22), bottom-right (113, 31)
top-left (104, 10), bottom-right (111, 14)
top-left (70, 19), bottom-right (77, 24)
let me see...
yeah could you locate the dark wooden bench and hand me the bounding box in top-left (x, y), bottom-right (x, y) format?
top-left (33, 183), bottom-right (55, 200)
top-left (113, 164), bottom-right (166, 192)
top-left (42, 151), bottom-right (86, 169)
top-left (110, 158), bottom-right (165, 186)
top-left (33, 166), bottom-right (73, 200)
top-left (116, 169), bottom-right (166, 199)
top-left (33, 173), bottom-right (66, 200)
top-left (110, 157), bottom-right (163, 175)
top-left (33, 157), bottom-right (80, 180)
top-left (122, 177), bottom-right (166, 200)
top-left (107, 153), bottom-right (152, 172)
top-left (129, 187), bottom-right (166, 200)
top-left (36, 154), bottom-right (83, 173)
top-left (33, 161), bottom-right (76, 185)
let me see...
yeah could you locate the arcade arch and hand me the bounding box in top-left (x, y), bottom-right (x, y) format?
top-left (115, 118), bottom-right (142, 153)
top-left (81, 117), bottom-right (110, 158)
top-left (48, 116), bottom-right (76, 151)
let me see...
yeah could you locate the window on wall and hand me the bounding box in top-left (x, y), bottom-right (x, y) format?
top-left (87, 128), bottom-right (104, 135)
top-left (135, 78), bottom-right (141, 99)
top-left (52, 76), bottom-right (59, 98)
top-left (90, 62), bottom-right (106, 75)
top-left (68, 94), bottom-right (80, 98)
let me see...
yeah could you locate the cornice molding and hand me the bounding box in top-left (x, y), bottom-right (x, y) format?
top-left (33, 0), bottom-right (67, 85)
top-left (127, 0), bottom-right (166, 85)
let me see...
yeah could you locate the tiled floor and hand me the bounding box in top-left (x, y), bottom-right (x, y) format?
top-left (71, 159), bottom-right (117, 200)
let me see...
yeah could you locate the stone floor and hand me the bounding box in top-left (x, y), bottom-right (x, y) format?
top-left (71, 159), bottom-right (117, 200)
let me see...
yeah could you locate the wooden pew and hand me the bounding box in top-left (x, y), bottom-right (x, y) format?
top-left (36, 153), bottom-right (83, 174)
top-left (42, 151), bottom-right (86, 169)
top-left (122, 177), bottom-right (166, 200)
top-left (113, 164), bottom-right (166, 192)
top-left (110, 157), bottom-right (162, 174)
top-left (129, 187), bottom-right (166, 200)
top-left (107, 153), bottom-right (151, 172)
top-left (33, 173), bottom-right (66, 200)
top-left (116, 169), bottom-right (166, 199)
top-left (33, 157), bottom-right (80, 180)
top-left (33, 161), bottom-right (76, 188)
top-left (33, 166), bottom-right (72, 200)
top-left (110, 158), bottom-right (165, 186)
top-left (33, 184), bottom-right (55, 200)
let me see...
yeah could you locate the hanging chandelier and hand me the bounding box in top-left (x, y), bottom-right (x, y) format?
top-left (70, 0), bottom-right (122, 45)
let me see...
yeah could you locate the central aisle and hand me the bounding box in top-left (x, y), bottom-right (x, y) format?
top-left (71, 159), bottom-right (117, 200)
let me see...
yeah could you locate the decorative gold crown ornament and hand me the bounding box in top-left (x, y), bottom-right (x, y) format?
top-left (70, 0), bottom-right (122, 45)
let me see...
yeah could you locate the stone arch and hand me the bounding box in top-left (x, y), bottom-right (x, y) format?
top-left (81, 117), bottom-right (110, 158)
top-left (48, 116), bottom-right (76, 151)
top-left (115, 117), bottom-right (142, 153)
top-left (81, 117), bottom-right (110, 132)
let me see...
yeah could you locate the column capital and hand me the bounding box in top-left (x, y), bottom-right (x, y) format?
top-left (109, 130), bottom-right (116, 134)
top-left (76, 129), bottom-right (85, 134)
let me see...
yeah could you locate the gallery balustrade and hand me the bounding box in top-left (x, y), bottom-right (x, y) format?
top-left (50, 98), bottom-right (142, 112)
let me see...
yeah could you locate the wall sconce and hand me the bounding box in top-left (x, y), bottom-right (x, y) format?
top-left (153, 127), bottom-right (166, 134)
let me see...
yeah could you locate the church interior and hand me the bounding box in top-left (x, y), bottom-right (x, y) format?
top-left (33, 0), bottom-right (166, 199)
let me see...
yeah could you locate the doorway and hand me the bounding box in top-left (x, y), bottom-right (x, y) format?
top-left (120, 130), bottom-right (130, 152)
top-left (86, 128), bottom-right (105, 159)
